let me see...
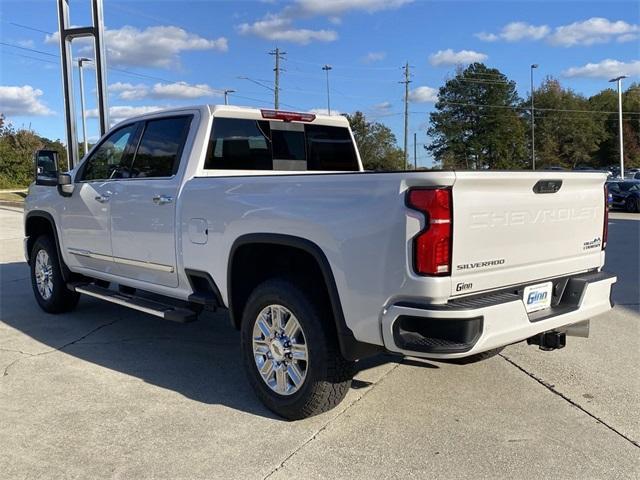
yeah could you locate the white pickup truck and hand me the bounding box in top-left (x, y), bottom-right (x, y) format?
top-left (25, 105), bottom-right (616, 419)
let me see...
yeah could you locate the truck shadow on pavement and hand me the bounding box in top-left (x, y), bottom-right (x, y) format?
top-left (0, 262), bottom-right (433, 420)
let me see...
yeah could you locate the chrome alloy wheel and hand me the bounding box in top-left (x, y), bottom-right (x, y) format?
top-left (34, 249), bottom-right (54, 300)
top-left (252, 304), bottom-right (308, 396)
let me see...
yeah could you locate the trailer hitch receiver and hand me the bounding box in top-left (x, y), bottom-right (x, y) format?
top-left (527, 331), bottom-right (566, 351)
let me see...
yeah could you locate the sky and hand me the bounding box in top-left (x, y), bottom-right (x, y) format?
top-left (0, 0), bottom-right (638, 167)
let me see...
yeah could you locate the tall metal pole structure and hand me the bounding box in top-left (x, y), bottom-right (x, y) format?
top-left (400, 62), bottom-right (411, 170)
top-left (57, 0), bottom-right (109, 170)
top-left (610, 75), bottom-right (628, 178)
top-left (414, 132), bottom-right (417, 169)
top-left (322, 64), bottom-right (332, 115)
top-left (223, 89), bottom-right (235, 105)
top-left (269, 47), bottom-right (286, 110)
top-left (530, 64), bottom-right (538, 170)
top-left (77, 57), bottom-right (91, 156)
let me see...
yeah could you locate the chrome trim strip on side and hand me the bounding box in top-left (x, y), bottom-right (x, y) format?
top-left (74, 286), bottom-right (166, 318)
top-left (113, 255), bottom-right (175, 273)
top-left (67, 248), bottom-right (174, 272)
top-left (67, 247), bottom-right (112, 262)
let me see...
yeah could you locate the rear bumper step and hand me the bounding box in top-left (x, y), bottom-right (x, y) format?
top-left (381, 271), bottom-right (616, 359)
top-left (69, 283), bottom-right (198, 323)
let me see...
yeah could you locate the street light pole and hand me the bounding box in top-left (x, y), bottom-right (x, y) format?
top-left (530, 64), bottom-right (538, 170)
top-left (322, 64), bottom-right (332, 115)
top-left (609, 75), bottom-right (628, 178)
top-left (223, 89), bottom-right (235, 105)
top-left (77, 57), bottom-right (91, 157)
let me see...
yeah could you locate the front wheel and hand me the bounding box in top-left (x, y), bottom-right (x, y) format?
top-left (241, 278), bottom-right (354, 420)
top-left (30, 235), bottom-right (80, 313)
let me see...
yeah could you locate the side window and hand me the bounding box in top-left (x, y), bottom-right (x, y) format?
top-left (205, 118), bottom-right (272, 170)
top-left (129, 116), bottom-right (191, 178)
top-left (81, 124), bottom-right (137, 181)
top-left (305, 125), bottom-right (358, 171)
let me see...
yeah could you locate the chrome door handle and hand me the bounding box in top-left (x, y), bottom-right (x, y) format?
top-left (152, 194), bottom-right (173, 205)
top-left (94, 194), bottom-right (110, 203)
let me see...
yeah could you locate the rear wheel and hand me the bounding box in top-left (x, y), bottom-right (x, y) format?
top-left (241, 278), bottom-right (354, 420)
top-left (626, 197), bottom-right (640, 213)
top-left (30, 235), bottom-right (80, 313)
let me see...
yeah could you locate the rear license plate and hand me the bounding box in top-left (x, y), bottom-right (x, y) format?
top-left (523, 282), bottom-right (553, 313)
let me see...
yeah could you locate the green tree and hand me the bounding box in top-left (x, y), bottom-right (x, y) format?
top-left (523, 78), bottom-right (606, 169)
top-left (346, 111), bottom-right (405, 170)
top-left (427, 63), bottom-right (527, 169)
top-left (589, 84), bottom-right (640, 169)
top-left (0, 115), bottom-right (67, 188)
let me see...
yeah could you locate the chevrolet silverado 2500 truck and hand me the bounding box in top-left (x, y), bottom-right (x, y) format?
top-left (25, 105), bottom-right (616, 419)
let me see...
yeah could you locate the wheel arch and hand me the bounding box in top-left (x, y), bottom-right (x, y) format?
top-left (25, 211), bottom-right (72, 281)
top-left (227, 233), bottom-right (381, 361)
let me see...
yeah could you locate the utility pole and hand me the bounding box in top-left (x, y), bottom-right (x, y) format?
top-left (400, 62), bottom-right (411, 170)
top-left (322, 64), bottom-right (332, 115)
top-left (77, 57), bottom-right (91, 156)
top-left (269, 47), bottom-right (286, 110)
top-left (530, 64), bottom-right (538, 170)
top-left (610, 75), bottom-right (628, 178)
top-left (223, 89), bottom-right (235, 105)
top-left (414, 132), bottom-right (417, 169)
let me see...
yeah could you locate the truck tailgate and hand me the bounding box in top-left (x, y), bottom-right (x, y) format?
top-left (451, 171), bottom-right (607, 295)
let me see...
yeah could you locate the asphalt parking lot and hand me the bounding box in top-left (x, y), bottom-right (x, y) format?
top-left (1, 205), bottom-right (638, 479)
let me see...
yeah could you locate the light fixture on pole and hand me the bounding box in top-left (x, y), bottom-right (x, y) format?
top-left (77, 57), bottom-right (91, 157)
top-left (530, 64), bottom-right (538, 170)
top-left (609, 75), bottom-right (628, 178)
top-left (223, 89), bottom-right (235, 105)
top-left (322, 64), bottom-right (332, 115)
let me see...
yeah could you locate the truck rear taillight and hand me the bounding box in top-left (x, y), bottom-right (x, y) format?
top-left (406, 188), bottom-right (452, 276)
top-left (603, 184), bottom-right (608, 250)
top-left (261, 109), bottom-right (316, 123)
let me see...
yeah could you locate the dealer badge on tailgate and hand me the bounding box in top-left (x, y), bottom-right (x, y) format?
top-left (523, 282), bottom-right (553, 313)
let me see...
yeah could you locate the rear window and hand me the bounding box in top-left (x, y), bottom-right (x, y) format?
top-left (204, 117), bottom-right (358, 171)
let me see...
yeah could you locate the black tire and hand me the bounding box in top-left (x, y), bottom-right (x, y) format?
top-left (241, 278), bottom-right (354, 420)
top-left (447, 347), bottom-right (504, 365)
top-left (625, 197), bottom-right (639, 213)
top-left (30, 235), bottom-right (80, 314)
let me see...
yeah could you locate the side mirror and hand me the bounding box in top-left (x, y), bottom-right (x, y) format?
top-left (35, 150), bottom-right (60, 186)
top-left (58, 173), bottom-right (74, 196)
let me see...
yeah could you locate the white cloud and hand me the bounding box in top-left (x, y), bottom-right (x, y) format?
top-left (294, 0), bottom-right (413, 16)
top-left (87, 105), bottom-right (165, 125)
top-left (309, 108), bottom-right (342, 116)
top-left (562, 59), bottom-right (640, 79)
top-left (372, 101), bottom-right (392, 112)
top-left (548, 18), bottom-right (639, 47)
top-left (238, 0), bottom-right (411, 45)
top-left (408, 86), bottom-right (438, 103)
top-left (109, 81), bottom-right (221, 101)
top-left (0, 85), bottom-right (53, 116)
top-left (429, 49), bottom-right (487, 66)
top-left (17, 39), bottom-right (35, 48)
top-left (476, 18), bottom-right (638, 47)
top-left (363, 51), bottom-right (386, 63)
top-left (46, 26), bottom-right (228, 68)
top-left (237, 15), bottom-right (337, 44)
top-left (476, 22), bottom-right (550, 42)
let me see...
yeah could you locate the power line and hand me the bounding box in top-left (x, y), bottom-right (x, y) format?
top-left (0, 41), bottom-right (294, 109)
